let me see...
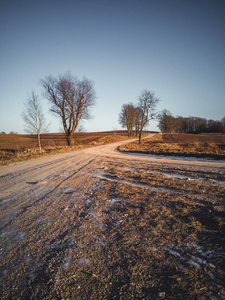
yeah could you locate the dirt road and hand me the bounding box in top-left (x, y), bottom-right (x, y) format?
top-left (1, 134), bottom-right (225, 299)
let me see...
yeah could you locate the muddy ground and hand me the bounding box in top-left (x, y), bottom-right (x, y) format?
top-left (0, 136), bottom-right (225, 299)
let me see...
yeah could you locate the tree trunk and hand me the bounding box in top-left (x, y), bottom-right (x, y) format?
top-left (139, 130), bottom-right (142, 144)
top-left (67, 134), bottom-right (74, 146)
top-left (35, 104), bottom-right (41, 152)
top-left (37, 132), bottom-right (41, 152)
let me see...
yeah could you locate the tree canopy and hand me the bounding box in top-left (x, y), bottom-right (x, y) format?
top-left (158, 110), bottom-right (225, 134)
top-left (41, 73), bottom-right (95, 145)
top-left (22, 91), bottom-right (48, 151)
top-left (118, 89), bottom-right (159, 143)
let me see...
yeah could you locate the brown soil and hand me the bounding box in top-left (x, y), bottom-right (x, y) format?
top-left (119, 133), bottom-right (225, 160)
top-left (0, 131), bottom-right (130, 165)
top-left (0, 136), bottom-right (225, 299)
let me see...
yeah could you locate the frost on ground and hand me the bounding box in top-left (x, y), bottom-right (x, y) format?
top-left (0, 141), bottom-right (225, 299)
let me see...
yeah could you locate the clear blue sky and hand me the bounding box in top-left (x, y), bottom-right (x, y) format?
top-left (1, 0), bottom-right (225, 133)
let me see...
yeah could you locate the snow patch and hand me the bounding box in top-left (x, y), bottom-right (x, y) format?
top-left (187, 260), bottom-right (201, 269)
top-left (148, 171), bottom-right (225, 187)
top-left (61, 256), bottom-right (71, 269)
top-left (108, 199), bottom-right (121, 205)
top-left (120, 151), bottom-right (225, 162)
top-left (76, 258), bottom-right (90, 264)
top-left (94, 173), bottom-right (174, 193)
top-left (162, 246), bottom-right (181, 257)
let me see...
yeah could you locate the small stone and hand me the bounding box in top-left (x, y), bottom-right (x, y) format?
top-left (159, 292), bottom-right (165, 298)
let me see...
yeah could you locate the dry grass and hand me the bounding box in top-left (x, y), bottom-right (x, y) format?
top-left (119, 133), bottom-right (225, 160)
top-left (83, 160), bottom-right (225, 299)
top-left (0, 131), bottom-right (129, 165)
top-left (1, 149), bottom-right (225, 299)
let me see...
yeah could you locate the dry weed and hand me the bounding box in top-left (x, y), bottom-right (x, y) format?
top-left (119, 133), bottom-right (225, 160)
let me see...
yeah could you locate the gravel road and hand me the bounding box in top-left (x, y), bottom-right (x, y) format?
top-left (1, 134), bottom-right (225, 299)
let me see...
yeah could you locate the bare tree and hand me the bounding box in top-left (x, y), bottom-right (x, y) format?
top-left (137, 90), bottom-right (159, 143)
top-left (118, 103), bottom-right (136, 137)
top-left (41, 72), bottom-right (95, 146)
top-left (221, 116), bottom-right (225, 133)
top-left (158, 109), bottom-right (176, 133)
top-left (22, 91), bottom-right (48, 152)
top-left (134, 106), bottom-right (142, 137)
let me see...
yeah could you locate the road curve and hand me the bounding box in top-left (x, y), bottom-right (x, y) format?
top-left (85, 134), bottom-right (225, 170)
top-left (1, 133), bottom-right (225, 299)
top-left (0, 133), bottom-right (224, 218)
top-left (0, 133), bottom-right (224, 180)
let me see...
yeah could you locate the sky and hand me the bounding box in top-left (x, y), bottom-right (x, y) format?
top-left (0, 0), bottom-right (225, 134)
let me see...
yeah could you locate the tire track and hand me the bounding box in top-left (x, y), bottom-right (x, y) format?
top-left (0, 153), bottom-right (98, 230)
top-left (0, 151), bottom-right (86, 190)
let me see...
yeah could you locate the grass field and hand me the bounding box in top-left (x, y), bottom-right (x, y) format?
top-left (0, 131), bottom-right (129, 165)
top-left (1, 132), bottom-right (225, 165)
top-left (119, 133), bottom-right (225, 160)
